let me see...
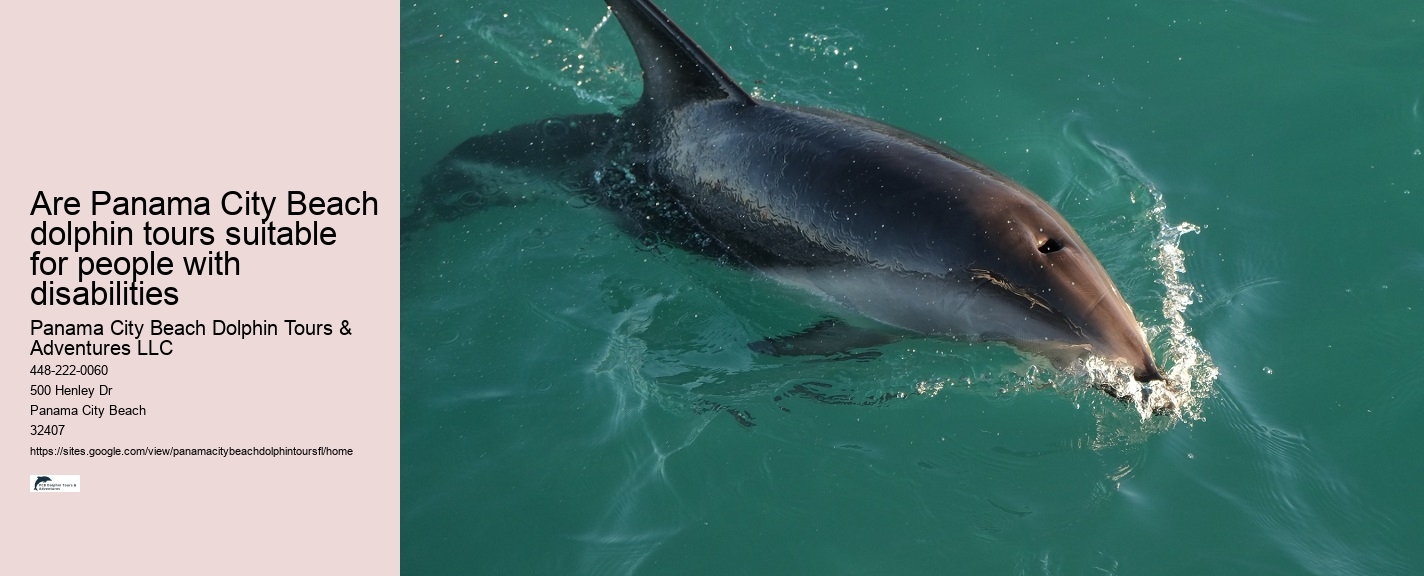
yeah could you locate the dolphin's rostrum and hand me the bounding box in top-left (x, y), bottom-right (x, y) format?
top-left (406, 0), bottom-right (1166, 397)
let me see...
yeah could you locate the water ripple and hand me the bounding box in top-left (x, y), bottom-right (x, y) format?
top-left (1208, 382), bottom-right (1415, 575)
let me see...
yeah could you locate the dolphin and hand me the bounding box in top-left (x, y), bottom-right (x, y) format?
top-left (405, 0), bottom-right (1165, 393)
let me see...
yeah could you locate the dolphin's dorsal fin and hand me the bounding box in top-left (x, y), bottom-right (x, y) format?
top-left (605, 0), bottom-right (754, 109)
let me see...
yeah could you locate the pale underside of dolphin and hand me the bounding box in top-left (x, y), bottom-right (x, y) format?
top-left (405, 0), bottom-right (1166, 398)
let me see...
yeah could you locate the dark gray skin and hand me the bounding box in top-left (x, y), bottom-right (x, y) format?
top-left (405, 0), bottom-right (1164, 389)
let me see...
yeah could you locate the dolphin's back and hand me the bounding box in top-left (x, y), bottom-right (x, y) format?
top-left (647, 100), bottom-right (1042, 277)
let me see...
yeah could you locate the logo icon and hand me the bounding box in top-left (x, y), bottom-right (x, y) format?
top-left (30, 474), bottom-right (80, 492)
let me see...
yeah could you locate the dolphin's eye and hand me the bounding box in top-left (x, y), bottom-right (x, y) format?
top-left (1038, 238), bottom-right (1064, 254)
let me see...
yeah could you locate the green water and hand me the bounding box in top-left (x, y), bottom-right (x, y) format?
top-left (400, 1), bottom-right (1424, 573)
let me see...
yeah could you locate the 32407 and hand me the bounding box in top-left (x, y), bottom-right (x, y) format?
top-left (31, 424), bottom-right (65, 436)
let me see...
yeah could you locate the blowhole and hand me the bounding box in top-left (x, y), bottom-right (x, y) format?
top-left (457, 190), bottom-right (484, 208)
top-left (540, 119), bottom-right (569, 138)
top-left (1038, 238), bottom-right (1064, 254)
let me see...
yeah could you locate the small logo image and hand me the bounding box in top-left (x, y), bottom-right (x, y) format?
top-left (30, 474), bottom-right (80, 492)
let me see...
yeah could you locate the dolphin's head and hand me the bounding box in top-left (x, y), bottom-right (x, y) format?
top-left (961, 188), bottom-right (1163, 383)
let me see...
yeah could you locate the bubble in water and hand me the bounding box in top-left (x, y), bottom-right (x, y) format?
top-left (844, 60), bottom-right (859, 70)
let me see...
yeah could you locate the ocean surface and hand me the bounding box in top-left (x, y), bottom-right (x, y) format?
top-left (400, 1), bottom-right (1424, 573)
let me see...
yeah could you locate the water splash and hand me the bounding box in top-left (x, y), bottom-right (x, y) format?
top-left (749, 26), bottom-right (868, 107)
top-left (581, 7), bottom-right (614, 50)
top-left (1146, 194), bottom-right (1219, 419)
top-left (464, 7), bottom-right (638, 108)
top-left (1060, 190), bottom-right (1218, 427)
